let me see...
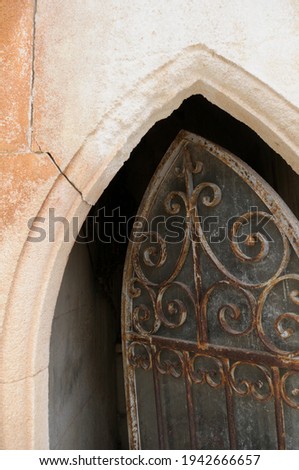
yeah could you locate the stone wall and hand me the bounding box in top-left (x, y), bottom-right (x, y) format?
top-left (1, 0), bottom-right (298, 449)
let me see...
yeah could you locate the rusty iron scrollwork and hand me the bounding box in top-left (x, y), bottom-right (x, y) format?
top-left (122, 131), bottom-right (299, 450)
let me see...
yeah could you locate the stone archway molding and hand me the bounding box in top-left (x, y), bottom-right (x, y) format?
top-left (2, 44), bottom-right (298, 449)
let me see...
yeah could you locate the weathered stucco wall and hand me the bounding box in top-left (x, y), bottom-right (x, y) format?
top-left (0, 0), bottom-right (299, 449)
top-left (32, 0), bottom-right (299, 169)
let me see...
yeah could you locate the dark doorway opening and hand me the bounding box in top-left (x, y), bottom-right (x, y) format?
top-left (49, 94), bottom-right (299, 449)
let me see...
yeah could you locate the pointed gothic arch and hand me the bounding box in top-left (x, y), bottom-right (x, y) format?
top-left (1, 48), bottom-right (299, 448)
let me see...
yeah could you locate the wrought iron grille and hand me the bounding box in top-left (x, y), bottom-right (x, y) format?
top-left (122, 131), bottom-right (299, 449)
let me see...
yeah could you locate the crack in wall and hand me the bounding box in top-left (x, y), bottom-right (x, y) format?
top-left (46, 151), bottom-right (91, 206)
top-left (32, 137), bottom-right (91, 205)
top-left (28, 0), bottom-right (38, 149)
top-left (27, 3), bottom-right (91, 207)
top-left (0, 366), bottom-right (48, 385)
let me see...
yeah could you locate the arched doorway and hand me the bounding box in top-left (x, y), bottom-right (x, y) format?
top-left (48, 95), bottom-right (299, 449)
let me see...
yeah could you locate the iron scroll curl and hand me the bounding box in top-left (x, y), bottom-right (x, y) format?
top-left (122, 131), bottom-right (299, 450)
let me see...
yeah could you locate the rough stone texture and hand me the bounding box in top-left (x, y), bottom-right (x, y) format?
top-left (0, 0), bottom-right (299, 449)
top-left (0, 0), bottom-right (60, 332)
top-left (0, 152), bottom-right (58, 332)
top-left (0, 368), bottom-right (48, 449)
top-left (0, 0), bottom-right (34, 152)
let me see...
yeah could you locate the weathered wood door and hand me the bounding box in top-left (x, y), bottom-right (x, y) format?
top-left (122, 131), bottom-right (299, 449)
